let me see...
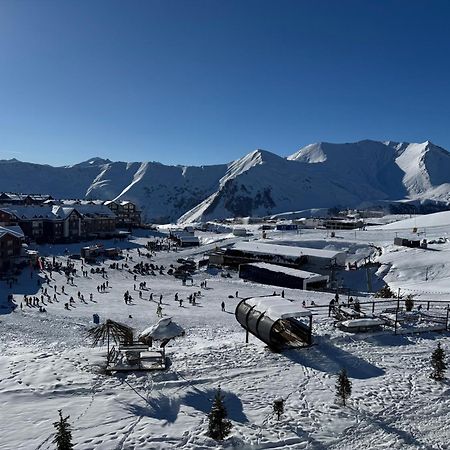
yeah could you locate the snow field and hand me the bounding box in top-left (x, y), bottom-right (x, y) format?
top-left (1, 224), bottom-right (450, 449)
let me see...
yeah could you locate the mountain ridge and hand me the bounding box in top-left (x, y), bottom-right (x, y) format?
top-left (0, 140), bottom-right (449, 223)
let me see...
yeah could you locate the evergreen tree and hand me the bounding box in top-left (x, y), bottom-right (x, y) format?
top-left (53, 409), bottom-right (74, 450)
top-left (207, 387), bottom-right (232, 441)
top-left (375, 285), bottom-right (395, 298)
top-left (336, 368), bottom-right (352, 406)
top-left (404, 294), bottom-right (414, 312)
top-left (431, 342), bottom-right (447, 381)
top-left (273, 398), bottom-right (284, 421)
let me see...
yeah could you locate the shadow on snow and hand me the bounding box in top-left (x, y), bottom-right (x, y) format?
top-left (124, 387), bottom-right (248, 424)
top-left (284, 337), bottom-right (385, 379)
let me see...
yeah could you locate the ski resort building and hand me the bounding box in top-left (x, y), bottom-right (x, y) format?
top-left (324, 217), bottom-right (365, 230)
top-left (235, 295), bottom-right (313, 350)
top-left (104, 200), bottom-right (141, 227)
top-left (210, 241), bottom-right (346, 270)
top-left (0, 204), bottom-right (119, 243)
top-left (239, 262), bottom-right (329, 290)
top-left (0, 193), bottom-right (53, 206)
top-left (0, 226), bottom-right (25, 272)
top-left (275, 222), bottom-right (298, 231)
top-left (232, 227), bottom-right (248, 236)
top-left (394, 237), bottom-right (427, 249)
top-left (168, 229), bottom-right (200, 247)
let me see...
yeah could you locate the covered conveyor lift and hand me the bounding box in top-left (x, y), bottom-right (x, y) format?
top-left (235, 295), bottom-right (313, 351)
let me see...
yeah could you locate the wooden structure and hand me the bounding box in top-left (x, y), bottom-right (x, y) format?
top-left (100, 317), bottom-right (185, 372)
top-left (107, 343), bottom-right (166, 372)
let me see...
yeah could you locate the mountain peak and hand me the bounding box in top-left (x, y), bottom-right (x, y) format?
top-left (287, 143), bottom-right (327, 163)
top-left (68, 157), bottom-right (112, 168)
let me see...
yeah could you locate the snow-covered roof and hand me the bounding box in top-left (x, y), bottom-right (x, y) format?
top-left (242, 262), bottom-right (327, 280)
top-left (179, 236), bottom-right (199, 242)
top-left (1, 206), bottom-right (57, 220)
top-left (138, 318), bottom-right (185, 341)
top-left (230, 241), bottom-right (344, 260)
top-left (0, 225), bottom-right (24, 239)
top-left (60, 199), bottom-right (105, 206)
top-left (1, 204), bottom-right (115, 220)
top-left (72, 204), bottom-right (117, 218)
top-left (245, 295), bottom-right (312, 319)
top-left (104, 200), bottom-right (136, 207)
top-left (52, 206), bottom-right (77, 219)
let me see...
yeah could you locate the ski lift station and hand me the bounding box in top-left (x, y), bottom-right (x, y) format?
top-left (239, 262), bottom-right (329, 290)
top-left (209, 241), bottom-right (346, 270)
top-left (235, 295), bottom-right (313, 351)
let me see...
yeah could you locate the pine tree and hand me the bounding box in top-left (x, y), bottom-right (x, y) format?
top-left (336, 368), bottom-right (352, 406)
top-left (375, 285), bottom-right (395, 298)
top-left (431, 342), bottom-right (447, 381)
top-left (273, 398), bottom-right (284, 421)
top-left (53, 409), bottom-right (74, 450)
top-left (207, 387), bottom-right (232, 441)
top-left (404, 294), bottom-right (414, 312)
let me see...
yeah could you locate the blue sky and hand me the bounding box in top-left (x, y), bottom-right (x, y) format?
top-left (0, 0), bottom-right (449, 166)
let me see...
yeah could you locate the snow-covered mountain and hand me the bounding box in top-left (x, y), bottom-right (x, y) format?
top-left (1, 140), bottom-right (450, 223)
top-left (180, 140), bottom-right (450, 223)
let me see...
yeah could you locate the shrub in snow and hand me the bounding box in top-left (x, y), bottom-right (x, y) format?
top-left (273, 398), bottom-right (285, 421)
top-left (53, 409), bottom-right (74, 450)
top-left (375, 285), bottom-right (395, 298)
top-left (404, 294), bottom-right (414, 312)
top-left (430, 342), bottom-right (447, 381)
top-left (207, 387), bottom-right (232, 441)
top-left (336, 368), bottom-right (352, 406)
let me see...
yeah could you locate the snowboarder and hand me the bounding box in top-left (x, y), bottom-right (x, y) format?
top-left (221, 301), bottom-right (225, 312)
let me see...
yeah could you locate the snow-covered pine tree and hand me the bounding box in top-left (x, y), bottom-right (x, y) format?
top-left (53, 409), bottom-right (74, 450)
top-left (207, 387), bottom-right (232, 441)
top-left (431, 342), bottom-right (447, 381)
top-left (336, 368), bottom-right (352, 406)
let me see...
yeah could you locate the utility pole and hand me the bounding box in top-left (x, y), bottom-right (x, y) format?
top-left (366, 266), bottom-right (372, 293)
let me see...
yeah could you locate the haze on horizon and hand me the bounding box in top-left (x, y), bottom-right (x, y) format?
top-left (0, 0), bottom-right (449, 166)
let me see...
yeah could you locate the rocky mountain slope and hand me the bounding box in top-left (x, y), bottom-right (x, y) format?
top-left (1, 140), bottom-right (450, 223)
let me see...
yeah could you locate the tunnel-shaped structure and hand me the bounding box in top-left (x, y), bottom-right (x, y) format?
top-left (235, 295), bottom-right (313, 351)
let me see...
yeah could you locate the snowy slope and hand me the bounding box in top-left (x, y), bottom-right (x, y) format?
top-left (2, 227), bottom-right (450, 449)
top-left (377, 210), bottom-right (450, 230)
top-left (1, 139), bottom-right (450, 223)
